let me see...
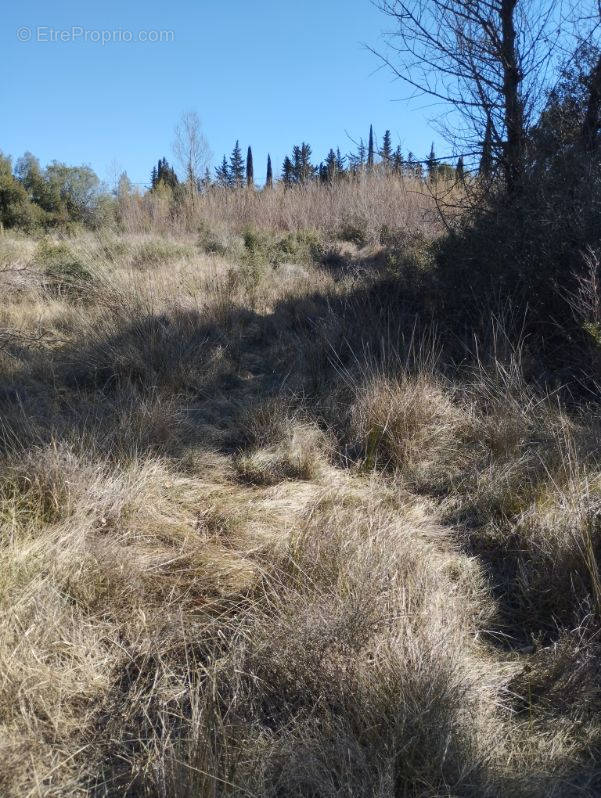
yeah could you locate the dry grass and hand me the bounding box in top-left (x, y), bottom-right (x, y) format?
top-left (118, 173), bottom-right (453, 244)
top-left (1, 200), bottom-right (601, 797)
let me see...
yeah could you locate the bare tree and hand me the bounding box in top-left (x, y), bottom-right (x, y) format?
top-left (578, 2), bottom-right (601, 150)
top-left (172, 111), bottom-right (211, 197)
top-left (371, 0), bottom-right (569, 194)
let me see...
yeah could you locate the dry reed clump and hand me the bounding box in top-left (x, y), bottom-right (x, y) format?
top-left (118, 174), bottom-right (452, 243)
top-left (234, 419), bottom-right (330, 485)
top-left (502, 468), bottom-right (601, 629)
top-left (349, 372), bottom-right (476, 490)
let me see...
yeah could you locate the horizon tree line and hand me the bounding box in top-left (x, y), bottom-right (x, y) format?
top-left (169, 126), bottom-right (474, 193)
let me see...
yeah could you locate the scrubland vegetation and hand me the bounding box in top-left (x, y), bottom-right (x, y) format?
top-left (1, 158), bottom-right (601, 797)
top-left (3, 0), bottom-right (601, 793)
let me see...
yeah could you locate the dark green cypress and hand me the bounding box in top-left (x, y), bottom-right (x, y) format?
top-left (367, 125), bottom-right (375, 169)
top-left (266, 155), bottom-right (273, 188)
top-left (246, 146), bottom-right (254, 187)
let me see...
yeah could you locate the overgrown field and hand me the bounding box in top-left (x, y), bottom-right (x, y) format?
top-left (2, 188), bottom-right (601, 796)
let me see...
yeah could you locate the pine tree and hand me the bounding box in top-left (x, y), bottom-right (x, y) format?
top-left (215, 156), bottom-right (230, 187)
top-left (246, 146), bottom-right (254, 187)
top-left (229, 140), bottom-right (245, 187)
top-left (393, 145), bottom-right (403, 175)
top-left (154, 157), bottom-right (178, 190)
top-left (427, 143), bottom-right (437, 181)
top-left (348, 140), bottom-right (366, 175)
top-left (380, 130), bottom-right (393, 166)
top-left (367, 125), bottom-right (375, 170)
top-left (479, 119), bottom-right (493, 179)
top-left (151, 165), bottom-right (158, 189)
top-left (282, 156), bottom-right (293, 187)
top-left (358, 139), bottom-right (366, 165)
top-left (324, 149), bottom-right (337, 183)
top-left (291, 143), bottom-right (315, 184)
top-left (266, 155), bottom-right (273, 188)
top-left (455, 156), bottom-right (465, 182)
top-left (405, 151), bottom-right (416, 178)
top-left (336, 148), bottom-right (345, 175)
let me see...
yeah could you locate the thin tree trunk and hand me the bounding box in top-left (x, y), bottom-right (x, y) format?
top-left (500, 0), bottom-right (524, 195)
top-left (582, 54), bottom-right (601, 152)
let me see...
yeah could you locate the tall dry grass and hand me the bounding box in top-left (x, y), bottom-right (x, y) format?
top-left (1, 212), bottom-right (601, 796)
top-left (118, 173), bottom-right (453, 242)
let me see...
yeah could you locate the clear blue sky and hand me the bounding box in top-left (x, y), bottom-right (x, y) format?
top-left (3, 0), bottom-right (448, 188)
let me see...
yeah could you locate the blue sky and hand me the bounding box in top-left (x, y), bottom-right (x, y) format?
top-left (3, 0), bottom-right (449, 188)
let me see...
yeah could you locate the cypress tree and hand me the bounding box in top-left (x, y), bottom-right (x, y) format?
top-left (246, 146), bottom-right (254, 187)
top-left (367, 125), bottom-right (375, 169)
top-left (266, 155), bottom-right (273, 188)
top-left (229, 140), bottom-right (245, 187)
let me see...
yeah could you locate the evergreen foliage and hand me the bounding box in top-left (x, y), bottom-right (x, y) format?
top-left (215, 156), bottom-right (230, 187)
top-left (367, 125), bottom-right (375, 169)
top-left (229, 141), bottom-right (245, 187)
top-left (266, 154), bottom-right (273, 188)
top-left (380, 130), bottom-right (393, 166)
top-left (246, 146), bottom-right (254, 187)
top-left (427, 143), bottom-right (437, 180)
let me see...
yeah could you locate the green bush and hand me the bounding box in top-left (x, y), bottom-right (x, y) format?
top-left (338, 215), bottom-right (369, 247)
top-left (242, 227), bottom-right (324, 267)
top-left (35, 239), bottom-right (93, 297)
top-left (132, 238), bottom-right (193, 267)
top-left (196, 221), bottom-right (231, 257)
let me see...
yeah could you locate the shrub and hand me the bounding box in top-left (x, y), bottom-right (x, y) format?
top-left (35, 238), bottom-right (93, 296)
top-left (131, 237), bottom-right (192, 268)
top-left (338, 214), bottom-right (369, 247)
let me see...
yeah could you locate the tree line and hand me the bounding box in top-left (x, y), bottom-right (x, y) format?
top-left (203, 126), bottom-right (466, 190)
